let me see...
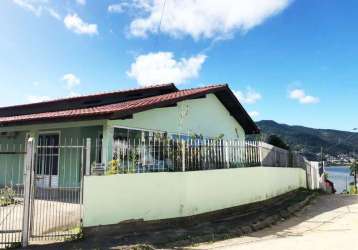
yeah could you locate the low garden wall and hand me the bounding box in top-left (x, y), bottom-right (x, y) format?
top-left (83, 167), bottom-right (307, 227)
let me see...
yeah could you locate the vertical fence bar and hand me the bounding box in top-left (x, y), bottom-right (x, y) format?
top-left (80, 146), bottom-right (84, 206)
top-left (181, 140), bottom-right (186, 172)
top-left (225, 141), bottom-right (229, 168)
top-left (259, 141), bottom-right (263, 166)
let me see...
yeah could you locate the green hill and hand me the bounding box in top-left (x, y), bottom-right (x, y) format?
top-left (256, 120), bottom-right (358, 160)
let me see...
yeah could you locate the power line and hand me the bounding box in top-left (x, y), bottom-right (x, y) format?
top-left (153, 0), bottom-right (167, 52)
top-left (158, 0), bottom-right (167, 34)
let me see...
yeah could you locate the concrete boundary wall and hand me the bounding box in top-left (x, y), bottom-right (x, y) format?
top-left (83, 167), bottom-right (307, 227)
top-left (307, 161), bottom-right (321, 190)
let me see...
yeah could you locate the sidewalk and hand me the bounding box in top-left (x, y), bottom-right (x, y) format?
top-left (192, 195), bottom-right (358, 250)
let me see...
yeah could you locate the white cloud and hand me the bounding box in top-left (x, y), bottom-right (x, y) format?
top-left (127, 52), bottom-right (206, 86)
top-left (12, 0), bottom-right (42, 16)
top-left (128, 0), bottom-right (291, 40)
top-left (249, 111), bottom-right (260, 119)
top-left (108, 3), bottom-right (128, 13)
top-left (76, 0), bottom-right (86, 5)
top-left (64, 14), bottom-right (98, 35)
top-left (289, 89), bottom-right (320, 104)
top-left (234, 88), bottom-right (262, 104)
top-left (12, 0), bottom-right (61, 20)
top-left (46, 7), bottom-right (61, 20)
top-left (27, 95), bottom-right (51, 103)
top-left (62, 73), bottom-right (81, 89)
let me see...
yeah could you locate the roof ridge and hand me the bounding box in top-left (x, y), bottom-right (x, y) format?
top-left (5, 84), bottom-right (227, 116)
top-left (92, 84), bottom-right (229, 112)
top-left (63, 83), bottom-right (175, 99)
top-left (0, 84), bottom-right (229, 118)
top-left (0, 83), bottom-right (176, 110)
top-left (178, 83), bottom-right (228, 92)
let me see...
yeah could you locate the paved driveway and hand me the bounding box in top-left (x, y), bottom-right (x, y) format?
top-left (192, 195), bottom-right (358, 250)
top-left (0, 199), bottom-right (81, 246)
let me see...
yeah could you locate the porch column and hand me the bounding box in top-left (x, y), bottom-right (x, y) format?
top-left (102, 123), bottom-right (114, 170)
top-left (28, 130), bottom-right (38, 143)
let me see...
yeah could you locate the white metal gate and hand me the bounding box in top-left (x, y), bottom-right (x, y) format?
top-left (0, 137), bottom-right (90, 248)
top-left (0, 142), bottom-right (26, 249)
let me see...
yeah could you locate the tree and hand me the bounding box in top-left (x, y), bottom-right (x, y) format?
top-left (266, 135), bottom-right (290, 150)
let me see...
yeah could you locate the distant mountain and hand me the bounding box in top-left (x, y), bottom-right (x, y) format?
top-left (256, 120), bottom-right (358, 160)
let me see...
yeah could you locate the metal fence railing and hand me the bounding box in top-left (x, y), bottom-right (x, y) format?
top-left (259, 142), bottom-right (306, 169)
top-left (0, 143), bottom-right (25, 249)
top-left (30, 138), bottom-right (85, 242)
top-left (0, 136), bottom-right (310, 247)
top-left (0, 138), bottom-right (86, 248)
top-left (108, 138), bottom-right (306, 174)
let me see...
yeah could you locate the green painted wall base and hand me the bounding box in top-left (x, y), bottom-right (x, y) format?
top-left (83, 167), bottom-right (307, 227)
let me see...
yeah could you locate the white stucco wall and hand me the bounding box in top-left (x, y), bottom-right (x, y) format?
top-left (83, 167), bottom-right (307, 227)
top-left (108, 93), bottom-right (245, 140)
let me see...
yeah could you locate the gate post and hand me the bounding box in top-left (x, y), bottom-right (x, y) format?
top-left (22, 138), bottom-right (35, 248)
top-left (85, 138), bottom-right (91, 176)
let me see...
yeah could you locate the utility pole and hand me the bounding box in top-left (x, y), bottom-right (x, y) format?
top-left (354, 150), bottom-right (357, 189)
top-left (355, 165), bottom-right (357, 189)
top-left (320, 146), bottom-right (324, 176)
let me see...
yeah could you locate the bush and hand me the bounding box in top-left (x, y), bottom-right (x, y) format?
top-left (0, 187), bottom-right (16, 207)
top-left (349, 184), bottom-right (358, 195)
top-left (106, 159), bottom-right (120, 175)
top-left (266, 135), bottom-right (290, 150)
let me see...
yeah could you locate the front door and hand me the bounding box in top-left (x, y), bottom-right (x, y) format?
top-left (36, 133), bottom-right (60, 188)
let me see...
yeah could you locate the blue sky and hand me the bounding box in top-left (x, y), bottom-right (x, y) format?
top-left (0, 0), bottom-right (357, 131)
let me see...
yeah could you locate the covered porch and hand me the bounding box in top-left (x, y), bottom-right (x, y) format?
top-left (0, 120), bottom-right (105, 189)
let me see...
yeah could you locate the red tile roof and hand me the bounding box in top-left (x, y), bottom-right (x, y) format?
top-left (0, 84), bottom-right (260, 134)
top-left (0, 85), bottom-right (224, 124)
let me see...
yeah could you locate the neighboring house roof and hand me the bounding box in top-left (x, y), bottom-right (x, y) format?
top-left (0, 83), bottom-right (178, 117)
top-left (0, 84), bottom-right (259, 134)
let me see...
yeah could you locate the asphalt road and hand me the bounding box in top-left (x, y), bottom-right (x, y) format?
top-left (192, 195), bottom-right (358, 250)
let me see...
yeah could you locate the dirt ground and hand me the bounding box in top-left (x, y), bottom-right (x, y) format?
top-left (191, 195), bottom-right (358, 250)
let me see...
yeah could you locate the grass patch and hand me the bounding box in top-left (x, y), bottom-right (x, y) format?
top-left (64, 226), bottom-right (84, 242)
top-left (5, 242), bottom-right (21, 249)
